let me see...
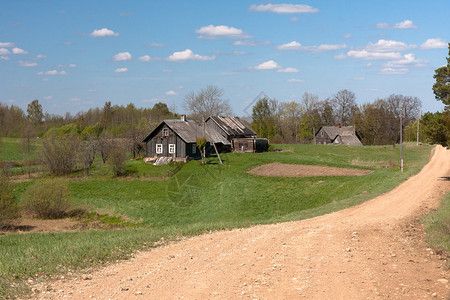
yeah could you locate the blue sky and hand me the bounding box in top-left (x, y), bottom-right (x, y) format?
top-left (1, 1), bottom-right (449, 117)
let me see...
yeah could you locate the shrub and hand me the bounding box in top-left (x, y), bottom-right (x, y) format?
top-left (108, 145), bottom-right (127, 176)
top-left (0, 174), bottom-right (20, 226)
top-left (40, 134), bottom-right (81, 175)
top-left (22, 180), bottom-right (72, 219)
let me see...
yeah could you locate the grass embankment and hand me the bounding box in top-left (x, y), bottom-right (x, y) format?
top-left (0, 143), bottom-right (433, 298)
top-left (423, 192), bottom-right (450, 256)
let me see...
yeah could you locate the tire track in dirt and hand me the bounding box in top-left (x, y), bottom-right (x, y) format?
top-left (33, 146), bottom-right (450, 299)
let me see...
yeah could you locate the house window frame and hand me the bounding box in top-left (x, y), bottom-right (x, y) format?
top-left (156, 144), bottom-right (163, 154)
top-left (169, 144), bottom-right (175, 154)
top-left (162, 128), bottom-right (169, 137)
top-left (192, 144), bottom-right (196, 154)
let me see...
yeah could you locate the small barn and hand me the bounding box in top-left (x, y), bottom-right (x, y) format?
top-left (142, 116), bottom-right (229, 163)
top-left (314, 125), bottom-right (363, 146)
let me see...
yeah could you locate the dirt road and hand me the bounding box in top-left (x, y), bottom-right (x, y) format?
top-left (34, 145), bottom-right (450, 299)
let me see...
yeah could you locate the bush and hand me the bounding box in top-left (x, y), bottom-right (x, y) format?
top-left (22, 180), bottom-right (72, 219)
top-left (108, 145), bottom-right (127, 176)
top-left (40, 134), bottom-right (81, 175)
top-left (0, 174), bottom-right (20, 226)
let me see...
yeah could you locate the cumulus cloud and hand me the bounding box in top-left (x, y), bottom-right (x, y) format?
top-left (0, 56), bottom-right (10, 61)
top-left (0, 48), bottom-right (11, 55)
top-left (275, 41), bottom-right (346, 52)
top-left (196, 25), bottom-right (251, 39)
top-left (19, 61), bottom-right (38, 67)
top-left (379, 68), bottom-right (409, 75)
top-left (249, 4), bottom-right (318, 14)
top-left (165, 90), bottom-right (177, 95)
top-left (0, 42), bottom-right (15, 47)
top-left (254, 60), bottom-right (279, 70)
top-left (37, 70), bottom-right (67, 75)
top-left (90, 28), bottom-right (119, 37)
top-left (114, 68), bottom-right (128, 73)
top-left (346, 50), bottom-right (401, 60)
top-left (365, 39), bottom-right (416, 52)
top-left (383, 53), bottom-right (427, 68)
top-left (12, 47), bottom-right (28, 54)
top-left (167, 49), bottom-right (215, 61)
top-left (420, 38), bottom-right (447, 49)
top-left (138, 55), bottom-right (152, 62)
top-left (376, 19), bottom-right (418, 29)
top-left (277, 67), bottom-right (299, 73)
top-left (113, 52), bottom-right (132, 61)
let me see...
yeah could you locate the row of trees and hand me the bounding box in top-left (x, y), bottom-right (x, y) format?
top-left (251, 90), bottom-right (425, 145)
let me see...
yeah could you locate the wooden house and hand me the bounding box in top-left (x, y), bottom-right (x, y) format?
top-left (314, 125), bottom-right (363, 146)
top-left (142, 115), bottom-right (229, 163)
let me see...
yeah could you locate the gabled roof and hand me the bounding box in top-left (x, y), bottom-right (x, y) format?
top-left (206, 116), bottom-right (256, 137)
top-left (316, 126), bottom-right (363, 146)
top-left (142, 120), bottom-right (230, 145)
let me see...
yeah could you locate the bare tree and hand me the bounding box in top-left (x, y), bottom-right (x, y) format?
top-left (332, 89), bottom-right (357, 126)
top-left (98, 132), bottom-right (114, 164)
top-left (78, 137), bottom-right (98, 176)
top-left (40, 134), bottom-right (81, 176)
top-left (184, 85), bottom-right (232, 122)
top-left (21, 122), bottom-right (35, 177)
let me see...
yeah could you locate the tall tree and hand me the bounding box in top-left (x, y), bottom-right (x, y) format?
top-left (432, 43), bottom-right (450, 107)
top-left (27, 99), bottom-right (44, 125)
top-left (251, 97), bottom-right (279, 140)
top-left (332, 89), bottom-right (357, 126)
top-left (184, 85), bottom-right (232, 122)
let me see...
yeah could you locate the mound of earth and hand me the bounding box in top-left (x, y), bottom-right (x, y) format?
top-left (247, 162), bottom-right (373, 177)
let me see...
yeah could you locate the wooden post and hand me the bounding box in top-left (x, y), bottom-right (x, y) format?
top-left (213, 143), bottom-right (223, 164)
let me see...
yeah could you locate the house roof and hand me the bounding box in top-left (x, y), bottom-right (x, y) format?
top-left (142, 120), bottom-right (230, 145)
top-left (317, 126), bottom-right (363, 146)
top-left (206, 116), bottom-right (256, 137)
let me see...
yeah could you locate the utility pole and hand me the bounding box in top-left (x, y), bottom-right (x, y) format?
top-left (400, 107), bottom-right (403, 172)
top-left (416, 110), bottom-right (420, 146)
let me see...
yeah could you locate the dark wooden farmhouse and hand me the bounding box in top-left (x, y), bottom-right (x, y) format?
top-left (142, 115), bottom-right (269, 163)
top-left (314, 125), bottom-right (363, 146)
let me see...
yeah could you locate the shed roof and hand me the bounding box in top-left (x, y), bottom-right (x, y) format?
top-left (206, 116), bottom-right (256, 137)
top-left (317, 126), bottom-right (362, 146)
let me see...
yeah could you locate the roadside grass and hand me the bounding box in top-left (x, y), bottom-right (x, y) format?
top-left (0, 143), bottom-right (433, 298)
top-left (423, 192), bottom-right (450, 256)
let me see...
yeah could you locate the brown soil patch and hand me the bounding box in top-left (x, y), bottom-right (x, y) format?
top-left (248, 162), bottom-right (373, 177)
top-left (31, 146), bottom-right (450, 299)
top-left (0, 218), bottom-right (83, 235)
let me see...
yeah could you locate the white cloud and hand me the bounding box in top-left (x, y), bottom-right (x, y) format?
top-left (167, 49), bottom-right (215, 61)
top-left (113, 52), bottom-right (132, 61)
top-left (90, 28), bottom-right (119, 37)
top-left (138, 55), bottom-right (152, 62)
top-left (162, 69), bottom-right (172, 73)
top-left (254, 60), bottom-right (279, 70)
top-left (0, 48), bottom-right (11, 55)
top-left (196, 25), bottom-right (251, 39)
top-left (275, 41), bottom-right (302, 50)
top-left (376, 20), bottom-right (418, 29)
top-left (393, 20), bottom-right (418, 29)
top-left (37, 70), bottom-right (67, 75)
top-left (12, 47), bottom-right (28, 54)
top-left (146, 42), bottom-right (165, 47)
top-left (420, 38), bottom-right (447, 49)
top-left (287, 79), bottom-right (304, 83)
top-left (277, 67), bottom-right (299, 73)
top-left (0, 56), bottom-right (10, 61)
top-left (383, 53), bottom-right (427, 68)
top-left (275, 41), bottom-right (346, 52)
top-left (379, 68), bottom-right (409, 75)
top-left (343, 33), bottom-right (352, 39)
top-left (347, 50), bottom-right (401, 60)
top-left (366, 39), bottom-right (416, 52)
top-left (70, 97), bottom-right (81, 102)
top-left (0, 42), bottom-right (15, 47)
top-left (43, 95), bottom-right (53, 100)
top-left (233, 40), bottom-right (270, 46)
top-left (19, 61), bottom-right (38, 67)
top-left (249, 4), bottom-right (318, 14)
top-left (165, 90), bottom-right (177, 95)
top-left (114, 67), bottom-right (128, 73)
top-left (35, 54), bottom-right (47, 59)
top-left (57, 63), bottom-right (76, 68)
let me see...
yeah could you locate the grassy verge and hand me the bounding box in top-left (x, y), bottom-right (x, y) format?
top-left (0, 143), bottom-right (433, 298)
top-left (423, 192), bottom-right (450, 256)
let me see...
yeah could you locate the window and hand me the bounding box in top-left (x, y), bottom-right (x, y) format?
top-left (192, 144), bottom-right (196, 154)
top-left (156, 144), bottom-right (163, 154)
top-left (162, 128), bottom-right (169, 136)
top-left (169, 144), bottom-right (175, 154)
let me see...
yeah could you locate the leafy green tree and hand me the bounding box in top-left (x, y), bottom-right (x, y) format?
top-left (251, 97), bottom-right (279, 140)
top-left (433, 43), bottom-right (450, 107)
top-left (421, 111), bottom-right (448, 146)
top-left (27, 99), bottom-right (44, 125)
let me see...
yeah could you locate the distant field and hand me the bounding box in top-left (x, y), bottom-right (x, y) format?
top-left (0, 143), bottom-right (434, 298)
top-left (0, 137), bottom-right (41, 161)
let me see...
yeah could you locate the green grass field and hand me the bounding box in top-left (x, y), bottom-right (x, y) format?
top-left (0, 143), bottom-right (435, 298)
